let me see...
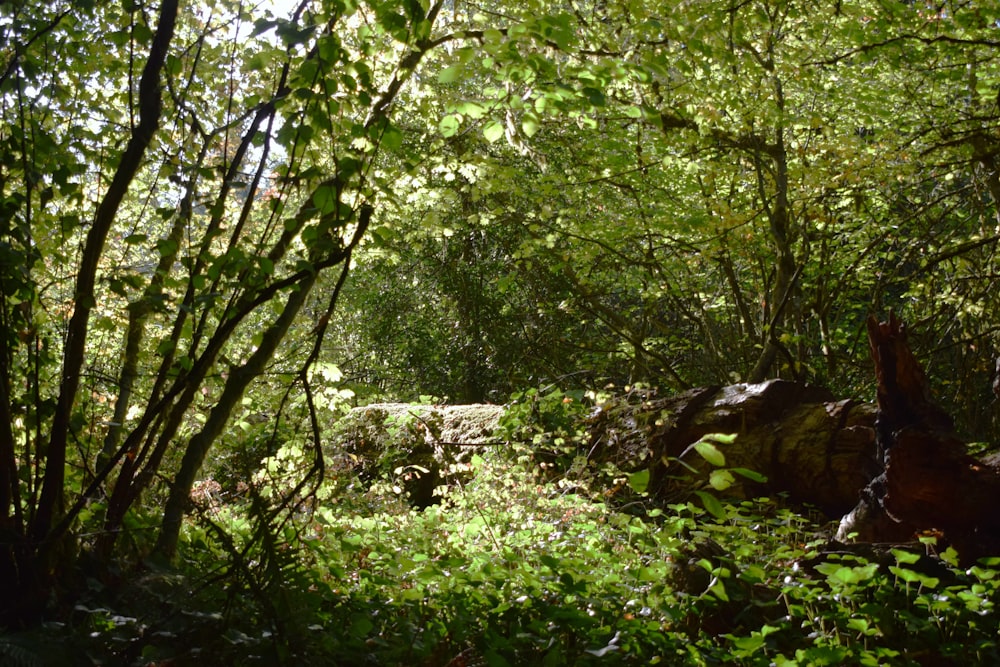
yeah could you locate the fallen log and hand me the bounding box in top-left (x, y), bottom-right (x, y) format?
top-left (329, 328), bottom-right (998, 557)
top-left (331, 403), bottom-right (506, 506)
top-left (585, 381), bottom-right (879, 516)
top-left (836, 314), bottom-right (1000, 562)
top-left (333, 389), bottom-right (880, 515)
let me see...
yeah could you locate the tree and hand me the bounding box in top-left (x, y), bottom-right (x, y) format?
top-left (0, 0), bottom-right (457, 624)
top-left (335, 0), bottom-right (1000, 439)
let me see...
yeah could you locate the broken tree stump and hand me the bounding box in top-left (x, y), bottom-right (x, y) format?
top-left (836, 314), bottom-right (1000, 562)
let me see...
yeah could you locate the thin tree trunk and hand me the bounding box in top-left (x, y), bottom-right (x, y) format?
top-left (0, 329), bottom-right (18, 531)
top-left (153, 204), bottom-right (371, 559)
top-left (154, 268), bottom-right (320, 559)
top-left (96, 207), bottom-right (187, 475)
top-left (31, 0), bottom-right (178, 546)
top-left (748, 125), bottom-right (798, 383)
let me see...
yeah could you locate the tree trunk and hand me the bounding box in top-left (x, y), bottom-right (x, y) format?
top-left (154, 269), bottom-right (320, 560)
top-left (32, 0), bottom-right (178, 548)
top-left (584, 316), bottom-right (1000, 564)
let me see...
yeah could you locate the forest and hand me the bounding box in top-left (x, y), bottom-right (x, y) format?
top-left (2, 0), bottom-right (1000, 664)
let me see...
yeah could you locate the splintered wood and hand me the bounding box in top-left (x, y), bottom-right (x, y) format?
top-left (839, 315), bottom-right (1000, 563)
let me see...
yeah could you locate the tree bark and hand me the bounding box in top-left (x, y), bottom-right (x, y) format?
top-left (3, 0), bottom-right (179, 626)
top-left (153, 268), bottom-right (320, 560)
top-left (582, 380), bottom-right (878, 517)
top-left (836, 315), bottom-right (1000, 563)
top-left (583, 317), bottom-right (1000, 563)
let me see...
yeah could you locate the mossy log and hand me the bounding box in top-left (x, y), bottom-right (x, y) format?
top-left (334, 326), bottom-right (1000, 564)
top-left (331, 403), bottom-right (505, 506)
top-left (335, 389), bottom-right (880, 516)
top-left (336, 387), bottom-right (881, 516)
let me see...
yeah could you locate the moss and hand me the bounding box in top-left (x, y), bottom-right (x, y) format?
top-left (326, 403), bottom-right (506, 506)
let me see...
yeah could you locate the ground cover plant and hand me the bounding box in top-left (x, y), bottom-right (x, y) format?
top-left (7, 392), bottom-right (996, 666)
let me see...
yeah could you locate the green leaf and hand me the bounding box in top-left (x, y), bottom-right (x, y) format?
top-left (627, 468), bottom-right (649, 494)
top-left (438, 64), bottom-right (463, 84)
top-left (165, 53), bottom-right (182, 76)
top-left (156, 238), bottom-right (178, 258)
top-left (818, 562), bottom-right (879, 585)
top-left (381, 125), bottom-right (403, 151)
top-left (733, 635), bottom-right (765, 652)
top-left (694, 490), bottom-right (727, 521)
top-left (693, 439), bottom-right (726, 467)
top-left (252, 18), bottom-right (278, 37)
top-left (413, 19), bottom-right (432, 42)
top-left (439, 114), bottom-right (461, 137)
top-left (338, 157), bottom-right (361, 179)
top-left (539, 553), bottom-right (560, 571)
top-left (483, 121), bottom-right (504, 143)
top-left (582, 86), bottom-right (606, 107)
top-left (799, 646), bottom-right (849, 665)
top-left (522, 113), bottom-right (541, 137)
top-left (350, 615), bottom-right (374, 638)
top-left (155, 338), bottom-right (176, 356)
top-left (940, 547), bottom-right (960, 567)
top-left (483, 28), bottom-right (504, 44)
top-left (708, 469), bottom-right (734, 491)
top-left (847, 617), bottom-right (877, 636)
top-left (709, 579), bottom-right (729, 601)
top-left (313, 183), bottom-right (338, 215)
top-left (454, 101), bottom-right (486, 119)
top-left (889, 565), bottom-right (941, 588)
top-left (891, 549), bottom-right (921, 565)
top-left (730, 467), bottom-right (767, 483)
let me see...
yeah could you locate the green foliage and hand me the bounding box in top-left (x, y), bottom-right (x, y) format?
top-left (5, 0), bottom-right (1000, 656)
top-left (1, 0), bottom-right (458, 620)
top-left (497, 387), bottom-right (591, 454)
top-left (38, 445), bottom-right (1000, 665)
top-left (330, 0), bottom-right (1000, 442)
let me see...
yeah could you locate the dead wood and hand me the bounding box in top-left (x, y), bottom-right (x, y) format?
top-left (585, 381), bottom-right (879, 516)
top-left (836, 314), bottom-right (1000, 562)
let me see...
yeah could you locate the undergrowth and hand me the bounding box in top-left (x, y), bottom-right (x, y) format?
top-left (7, 390), bottom-right (999, 665)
